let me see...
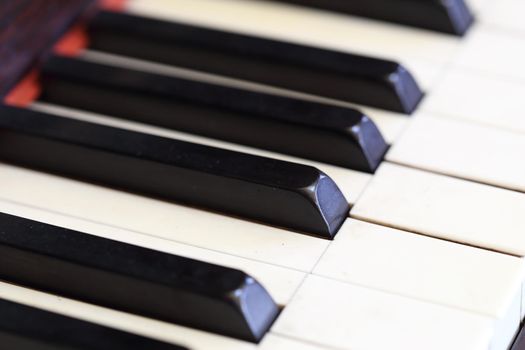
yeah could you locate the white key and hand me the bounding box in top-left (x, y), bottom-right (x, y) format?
top-left (82, 50), bottom-right (410, 145)
top-left (421, 67), bottom-right (525, 134)
top-left (480, 0), bottom-right (525, 35)
top-left (0, 199), bottom-right (304, 305)
top-left (468, 0), bottom-right (492, 14)
top-left (259, 335), bottom-right (331, 350)
top-left (126, 0), bottom-right (457, 89)
top-left (32, 100), bottom-right (371, 205)
top-left (0, 163), bottom-right (327, 272)
top-left (272, 275), bottom-right (494, 350)
top-left (456, 26), bottom-right (525, 81)
top-left (314, 219), bottom-right (524, 349)
top-left (386, 113), bottom-right (525, 192)
top-left (351, 163), bottom-right (525, 256)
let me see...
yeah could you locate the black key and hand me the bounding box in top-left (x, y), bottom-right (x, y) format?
top-left (41, 55), bottom-right (388, 173)
top-left (512, 323), bottom-right (525, 350)
top-left (87, 11), bottom-right (423, 114)
top-left (0, 298), bottom-right (186, 350)
top-left (259, 0), bottom-right (474, 36)
top-left (0, 212), bottom-right (280, 342)
top-left (0, 105), bottom-right (349, 238)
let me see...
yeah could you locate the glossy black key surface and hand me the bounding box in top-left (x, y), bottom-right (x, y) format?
top-left (259, 0), bottom-right (474, 36)
top-left (41, 56), bottom-right (388, 173)
top-left (0, 298), bottom-right (186, 350)
top-left (88, 11), bottom-right (423, 114)
top-left (0, 212), bottom-right (280, 342)
top-left (0, 105), bottom-right (349, 238)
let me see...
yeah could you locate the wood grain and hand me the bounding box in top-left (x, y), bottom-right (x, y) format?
top-left (0, 0), bottom-right (94, 97)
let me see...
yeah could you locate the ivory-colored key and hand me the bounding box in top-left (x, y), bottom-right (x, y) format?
top-left (467, 0), bottom-right (491, 14)
top-left (421, 67), bottom-right (525, 134)
top-left (456, 26), bottom-right (525, 81)
top-left (386, 114), bottom-right (525, 192)
top-left (351, 163), bottom-right (525, 256)
top-left (480, 0), bottom-right (525, 34)
top-left (314, 219), bottom-right (524, 349)
top-left (272, 275), bottom-right (494, 350)
top-left (259, 335), bottom-right (331, 350)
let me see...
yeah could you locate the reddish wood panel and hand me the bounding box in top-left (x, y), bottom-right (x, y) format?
top-left (0, 0), bottom-right (94, 97)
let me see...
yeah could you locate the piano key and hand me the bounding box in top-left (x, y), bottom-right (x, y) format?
top-left (88, 11), bottom-right (423, 114)
top-left (468, 0), bottom-right (491, 13)
top-left (0, 199), bottom-right (304, 306)
top-left (456, 27), bottom-right (525, 81)
top-left (421, 67), bottom-right (525, 134)
top-left (0, 105), bottom-right (349, 238)
top-left (40, 55), bottom-right (388, 173)
top-left (386, 114), bottom-right (525, 192)
top-left (255, 0), bottom-right (475, 35)
top-left (81, 50), bottom-right (409, 145)
top-left (481, 0), bottom-right (525, 35)
top-left (258, 335), bottom-right (331, 350)
top-left (33, 101), bottom-right (371, 205)
top-left (0, 212), bottom-right (280, 342)
top-left (125, 0), bottom-right (460, 70)
top-left (272, 275), bottom-right (494, 350)
top-left (0, 162), bottom-right (328, 272)
top-left (314, 219), bottom-right (524, 349)
top-left (351, 163), bottom-right (525, 256)
top-left (0, 298), bottom-right (186, 350)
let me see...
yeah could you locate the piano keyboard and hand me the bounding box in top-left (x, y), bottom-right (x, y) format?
top-left (1, 0), bottom-right (525, 349)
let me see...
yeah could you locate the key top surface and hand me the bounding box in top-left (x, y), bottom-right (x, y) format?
top-left (351, 163), bottom-right (525, 256)
top-left (88, 11), bottom-right (423, 114)
top-left (0, 212), bottom-right (279, 342)
top-left (0, 105), bottom-right (349, 238)
top-left (386, 114), bottom-right (525, 192)
top-left (314, 219), bottom-right (523, 349)
top-left (256, 0), bottom-right (474, 35)
top-left (0, 298), bottom-right (186, 350)
top-left (41, 55), bottom-right (388, 173)
top-left (272, 275), bottom-right (493, 350)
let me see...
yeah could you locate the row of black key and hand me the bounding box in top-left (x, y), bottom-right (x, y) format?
top-left (41, 55), bottom-right (388, 173)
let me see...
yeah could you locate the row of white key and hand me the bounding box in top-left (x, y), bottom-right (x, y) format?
top-left (0, 191), bottom-right (522, 349)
